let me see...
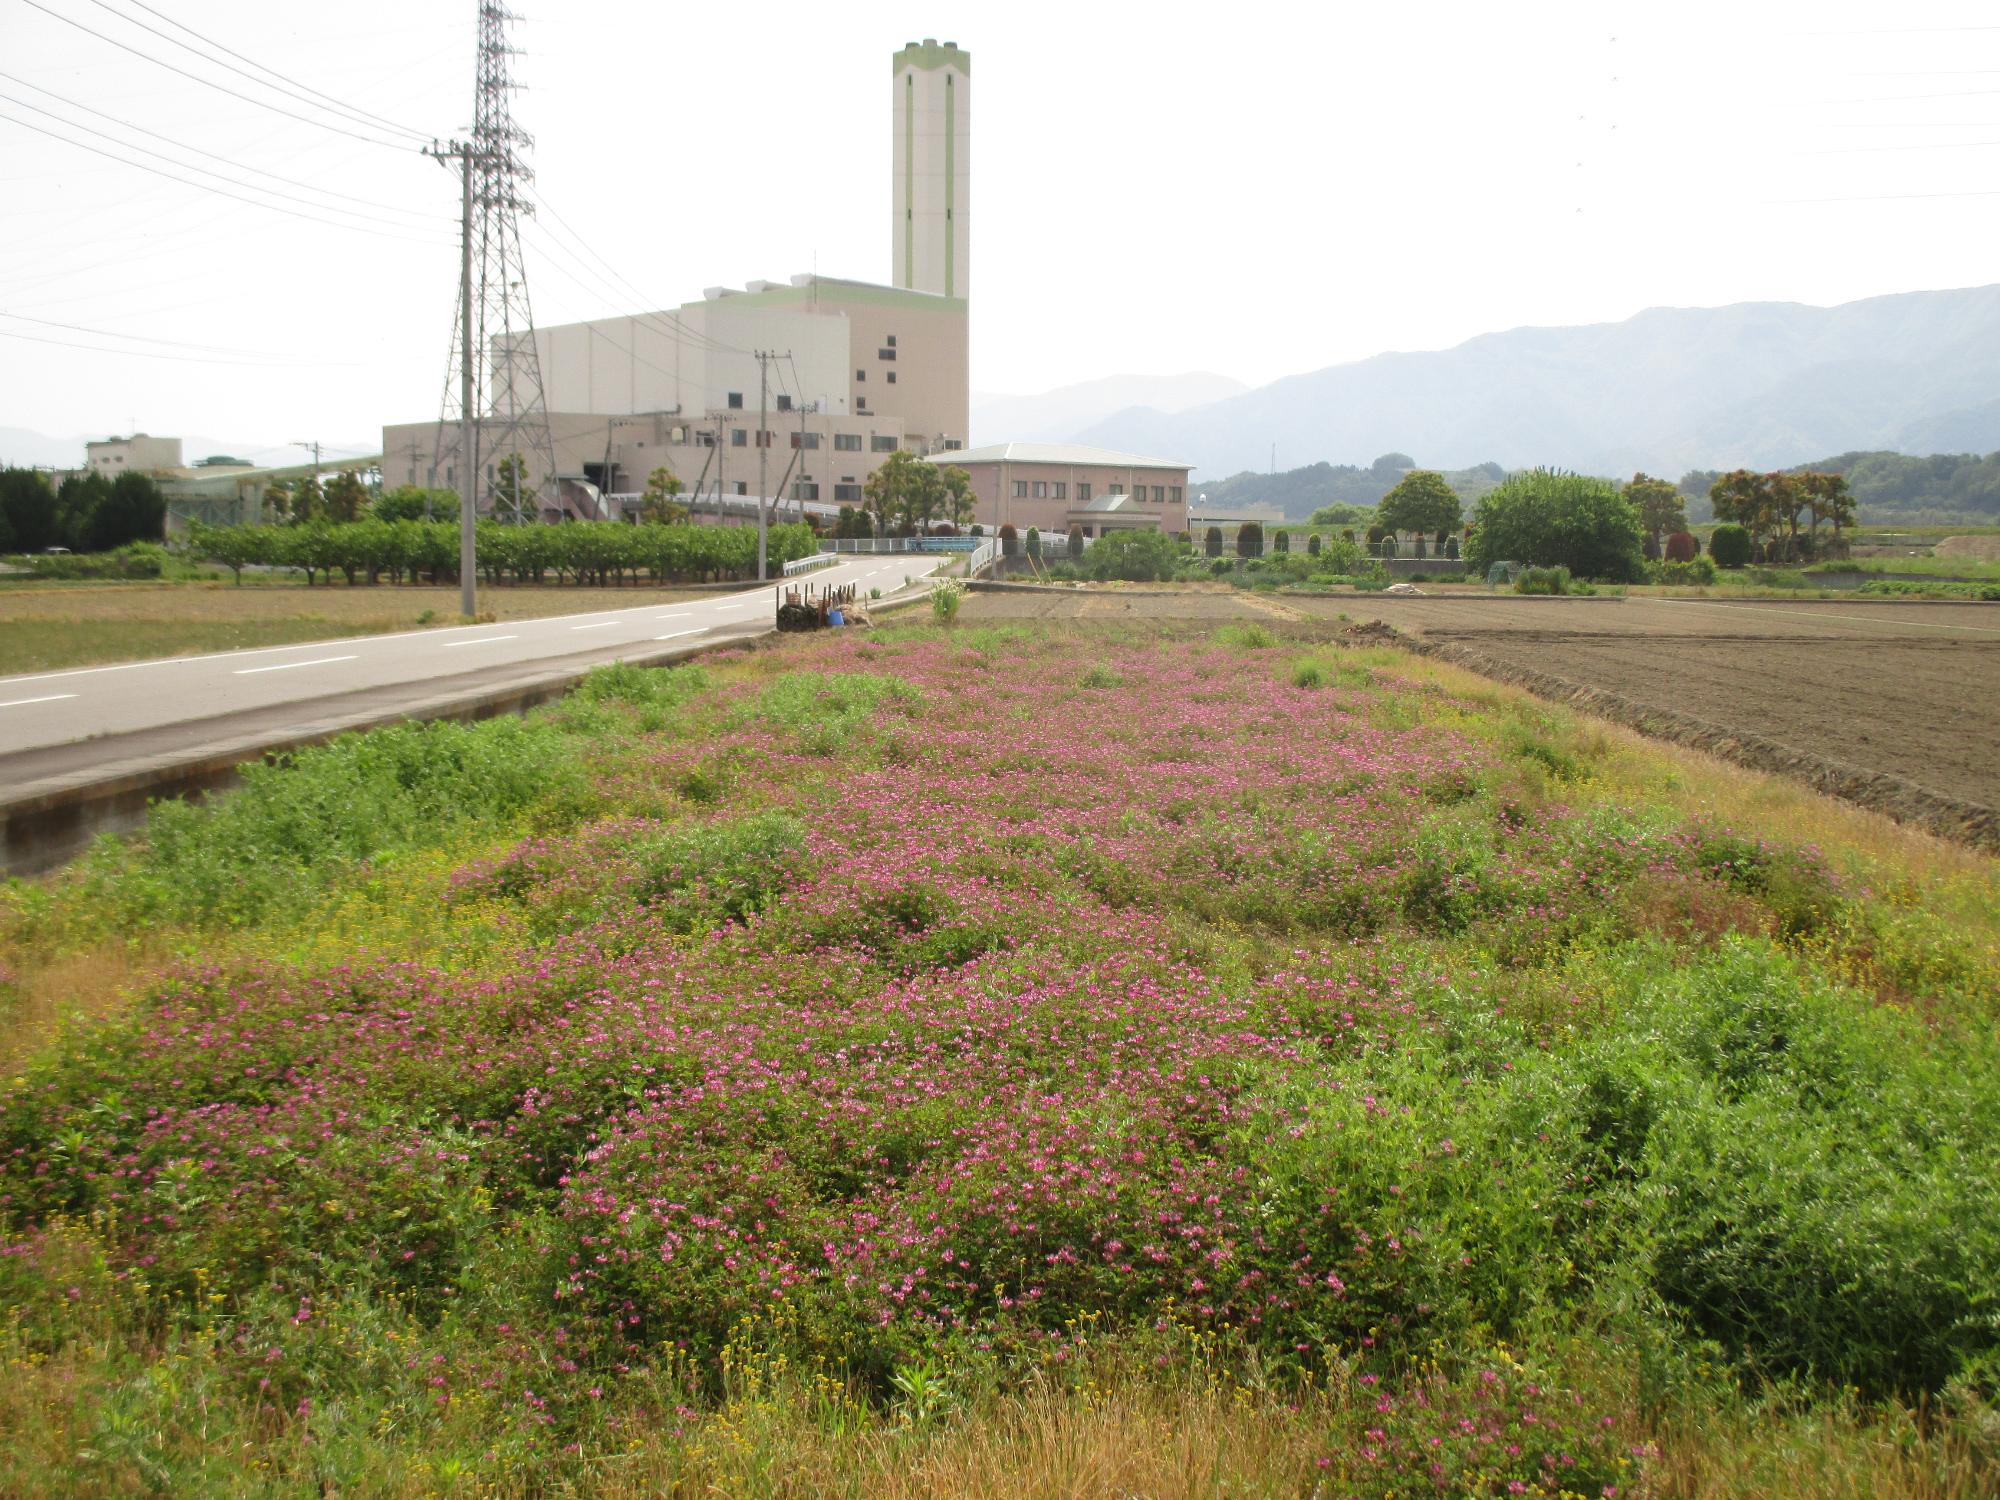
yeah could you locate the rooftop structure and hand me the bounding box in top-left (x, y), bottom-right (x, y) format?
top-left (938, 442), bottom-right (1192, 536)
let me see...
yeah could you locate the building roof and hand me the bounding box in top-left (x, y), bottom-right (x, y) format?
top-left (1080, 493), bottom-right (1137, 512)
top-left (936, 442), bottom-right (1192, 470)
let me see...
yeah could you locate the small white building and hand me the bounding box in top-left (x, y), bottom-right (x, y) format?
top-left (86, 433), bottom-right (183, 476)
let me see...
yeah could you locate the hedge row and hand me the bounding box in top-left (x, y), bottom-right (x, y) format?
top-left (186, 519), bottom-right (818, 587)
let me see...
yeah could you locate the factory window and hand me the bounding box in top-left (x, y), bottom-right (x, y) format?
top-left (731, 429), bottom-right (748, 447)
top-left (1170, 486), bottom-right (1182, 504)
top-left (834, 482), bottom-right (862, 502)
top-left (857, 396), bottom-right (868, 412)
top-left (1012, 480), bottom-right (1028, 499)
top-left (670, 425), bottom-right (688, 444)
top-left (697, 430), bottom-right (715, 448)
top-left (942, 439), bottom-right (962, 450)
top-left (835, 433), bottom-right (862, 452)
top-left (776, 394), bottom-right (792, 412)
top-left (791, 431), bottom-right (821, 450)
top-left (855, 369), bottom-right (865, 381)
top-left (877, 347), bottom-right (896, 361)
top-left (886, 371), bottom-right (897, 384)
top-left (1152, 486), bottom-right (1165, 503)
top-left (1110, 484), bottom-right (1125, 496)
top-left (1032, 481), bottom-right (1047, 499)
top-left (1078, 482), bottom-right (1092, 502)
top-left (727, 392), bottom-right (744, 409)
top-left (886, 335), bottom-right (896, 347)
top-left (793, 481), bottom-right (820, 501)
top-left (756, 430), bottom-right (773, 448)
top-left (735, 481), bottom-right (748, 495)
top-left (871, 435), bottom-right (896, 453)
top-left (1053, 482), bottom-right (1067, 500)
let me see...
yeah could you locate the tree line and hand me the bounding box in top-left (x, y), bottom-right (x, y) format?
top-left (1678, 450), bottom-right (2000, 524)
top-left (186, 518), bottom-right (818, 587)
top-left (0, 467), bottom-right (166, 554)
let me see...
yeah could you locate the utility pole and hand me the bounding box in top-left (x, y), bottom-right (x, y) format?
top-left (292, 439), bottom-right (322, 485)
top-left (426, 137), bottom-right (479, 618)
top-left (756, 351), bottom-right (770, 580)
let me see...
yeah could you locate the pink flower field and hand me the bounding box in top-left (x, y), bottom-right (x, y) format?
top-left (3, 619), bottom-right (1996, 1495)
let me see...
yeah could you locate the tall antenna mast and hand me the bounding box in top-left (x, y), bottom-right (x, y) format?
top-left (429, 2), bottom-right (558, 525)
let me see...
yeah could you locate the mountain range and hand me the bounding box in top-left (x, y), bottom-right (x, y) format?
top-left (1034, 285), bottom-right (2000, 482)
top-left (969, 372), bottom-right (1246, 447)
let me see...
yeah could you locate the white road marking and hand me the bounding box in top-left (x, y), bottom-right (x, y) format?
top-left (1656, 599), bottom-right (2000, 635)
top-left (570, 620), bottom-right (619, 631)
top-left (655, 612), bottom-right (691, 619)
top-left (233, 655), bottom-right (359, 676)
top-left (654, 629), bottom-right (702, 641)
top-left (0, 693), bottom-right (78, 709)
top-left (445, 634), bottom-right (519, 648)
top-left (715, 600), bottom-right (756, 610)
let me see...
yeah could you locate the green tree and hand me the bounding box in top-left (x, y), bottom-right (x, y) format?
top-left (322, 469), bottom-right (370, 524)
top-left (1463, 469), bottom-right (1645, 582)
top-left (1624, 473), bottom-right (1686, 549)
top-left (1273, 528), bottom-right (1290, 554)
top-left (493, 454), bottom-right (531, 521)
top-left (863, 450), bottom-right (926, 536)
top-left (83, 471), bottom-right (165, 551)
top-left (639, 467), bottom-right (687, 525)
top-left (1236, 521), bottom-right (1264, 558)
top-left (1025, 526), bottom-right (1042, 561)
top-left (1066, 523), bottom-right (1085, 558)
top-left (290, 475), bottom-right (325, 524)
top-left (1708, 523), bottom-right (1751, 568)
top-left (936, 464), bottom-right (976, 529)
top-left (54, 471), bottom-right (111, 550)
top-left (0, 467), bottom-right (59, 552)
top-left (1795, 471), bottom-right (1857, 547)
top-left (1307, 501), bottom-right (1375, 528)
top-left (1376, 470), bottom-right (1462, 541)
top-left (1204, 525), bottom-right (1223, 558)
top-left (374, 485), bottom-right (457, 522)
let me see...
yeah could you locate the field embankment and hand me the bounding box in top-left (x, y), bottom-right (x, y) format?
top-left (2, 619), bottom-right (1997, 1496)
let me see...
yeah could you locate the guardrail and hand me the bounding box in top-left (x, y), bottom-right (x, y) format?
top-left (782, 550), bottom-right (840, 576)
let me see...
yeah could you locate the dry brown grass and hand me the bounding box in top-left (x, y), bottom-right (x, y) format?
top-left (0, 942), bottom-right (158, 1074)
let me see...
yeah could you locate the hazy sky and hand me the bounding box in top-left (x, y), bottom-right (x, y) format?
top-left (3, 0), bottom-right (1998, 457)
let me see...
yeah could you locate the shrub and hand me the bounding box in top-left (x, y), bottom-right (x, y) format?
top-left (1664, 529), bottom-right (1699, 562)
top-left (1236, 522), bottom-right (1264, 558)
top-left (1066, 524), bottom-right (1085, 558)
top-left (1025, 526), bottom-right (1041, 561)
top-left (1516, 565), bottom-right (1580, 595)
top-left (1083, 530), bottom-right (1178, 582)
top-left (1648, 556), bottom-right (1718, 586)
top-left (1709, 523), bottom-right (1751, 568)
top-left (930, 577), bottom-right (965, 624)
top-left (1273, 529), bottom-right (1290, 554)
top-left (1463, 469), bottom-right (1646, 582)
top-left (998, 523), bottom-right (1019, 557)
top-left (1306, 533), bottom-right (1321, 557)
top-left (1204, 525), bottom-right (1223, 558)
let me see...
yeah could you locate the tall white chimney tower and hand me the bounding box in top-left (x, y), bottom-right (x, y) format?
top-left (892, 38), bottom-right (970, 301)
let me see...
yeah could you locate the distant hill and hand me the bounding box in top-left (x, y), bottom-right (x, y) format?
top-left (1193, 455), bottom-right (1508, 522)
top-left (969, 372), bottom-right (1245, 448)
top-left (1075, 285), bottom-right (2000, 487)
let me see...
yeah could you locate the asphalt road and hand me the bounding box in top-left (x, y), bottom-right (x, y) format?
top-left (0, 555), bottom-right (936, 763)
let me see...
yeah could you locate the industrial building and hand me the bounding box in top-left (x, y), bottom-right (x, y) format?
top-left (381, 39), bottom-right (971, 520)
top-left (943, 442), bottom-right (1193, 537)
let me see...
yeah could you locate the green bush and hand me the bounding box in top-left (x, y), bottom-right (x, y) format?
top-left (1236, 521), bottom-right (1264, 558)
top-left (1515, 565), bottom-right (1589, 595)
top-left (1647, 556), bottom-right (1718, 585)
top-left (1464, 469), bottom-right (1645, 582)
top-left (1083, 530), bottom-right (1178, 582)
top-left (1204, 525), bottom-right (1223, 558)
top-left (1709, 523), bottom-right (1752, 569)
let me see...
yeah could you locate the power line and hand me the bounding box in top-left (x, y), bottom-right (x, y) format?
top-left (90, 0), bottom-right (433, 143)
top-left (0, 308), bottom-right (326, 359)
top-left (15, 0), bottom-right (416, 150)
top-left (0, 323), bottom-right (355, 367)
top-left (0, 91), bottom-right (444, 232)
top-left (0, 70), bottom-right (447, 223)
top-left (0, 110), bottom-right (453, 245)
top-left (531, 195), bottom-right (752, 356)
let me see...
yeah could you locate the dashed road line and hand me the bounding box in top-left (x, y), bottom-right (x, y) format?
top-left (444, 635), bottom-right (520, 648)
top-left (0, 693), bottom-right (79, 709)
top-left (233, 655), bottom-right (360, 676)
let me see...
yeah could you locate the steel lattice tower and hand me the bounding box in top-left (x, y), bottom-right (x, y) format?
top-left (429, 2), bottom-right (557, 524)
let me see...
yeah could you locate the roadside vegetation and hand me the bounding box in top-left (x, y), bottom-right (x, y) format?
top-left (2, 621), bottom-right (1996, 1496)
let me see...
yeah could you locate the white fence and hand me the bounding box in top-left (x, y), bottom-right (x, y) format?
top-left (782, 551), bottom-right (840, 576)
